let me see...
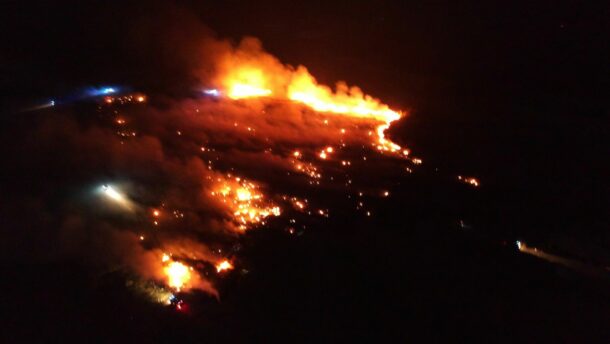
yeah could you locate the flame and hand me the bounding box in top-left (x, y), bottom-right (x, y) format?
top-left (164, 261), bottom-right (191, 291)
top-left (287, 66), bottom-right (401, 124)
top-left (215, 38), bottom-right (407, 154)
top-left (229, 83), bottom-right (272, 99)
top-left (216, 259), bottom-right (233, 273)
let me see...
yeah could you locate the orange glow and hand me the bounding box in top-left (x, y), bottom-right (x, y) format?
top-left (221, 65), bottom-right (273, 99)
top-left (215, 38), bottom-right (407, 154)
top-left (229, 83), bottom-right (272, 99)
top-left (458, 176), bottom-right (480, 187)
top-left (216, 259), bottom-right (233, 273)
top-left (212, 174), bottom-right (281, 230)
top-left (164, 261), bottom-right (191, 291)
top-left (287, 66), bottom-right (401, 125)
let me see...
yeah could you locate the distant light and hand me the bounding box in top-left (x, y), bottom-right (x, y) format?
top-left (203, 89), bottom-right (220, 96)
top-left (87, 86), bottom-right (120, 97)
top-left (50, 100), bottom-right (55, 106)
top-left (516, 241), bottom-right (522, 250)
top-left (99, 184), bottom-right (133, 210)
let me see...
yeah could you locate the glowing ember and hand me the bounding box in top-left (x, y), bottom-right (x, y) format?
top-left (457, 176), bottom-right (480, 187)
top-left (212, 174), bottom-right (281, 229)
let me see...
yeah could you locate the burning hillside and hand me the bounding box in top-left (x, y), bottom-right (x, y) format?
top-left (2, 35), bottom-right (476, 311)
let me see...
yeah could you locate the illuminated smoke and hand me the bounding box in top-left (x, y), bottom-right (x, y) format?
top-left (213, 37), bottom-right (408, 154)
top-left (9, 28), bottom-right (425, 303)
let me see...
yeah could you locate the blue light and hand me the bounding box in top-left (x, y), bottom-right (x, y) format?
top-left (86, 86), bottom-right (120, 97)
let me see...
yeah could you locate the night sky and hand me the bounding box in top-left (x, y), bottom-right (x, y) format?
top-left (1, 1), bottom-right (609, 342)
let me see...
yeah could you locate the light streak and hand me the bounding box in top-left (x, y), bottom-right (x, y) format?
top-left (103, 185), bottom-right (121, 200)
top-left (514, 240), bottom-right (609, 279)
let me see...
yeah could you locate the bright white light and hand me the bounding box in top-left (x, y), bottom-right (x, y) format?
top-left (516, 240), bottom-right (522, 250)
top-left (102, 185), bottom-right (124, 201)
top-left (203, 89), bottom-right (220, 96)
top-left (101, 185), bottom-right (131, 208)
top-left (102, 87), bottom-right (116, 94)
top-left (99, 184), bottom-right (135, 211)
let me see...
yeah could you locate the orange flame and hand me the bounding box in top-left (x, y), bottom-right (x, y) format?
top-left (164, 260), bottom-right (191, 291)
top-left (216, 259), bottom-right (233, 273)
top-left (215, 38), bottom-right (407, 154)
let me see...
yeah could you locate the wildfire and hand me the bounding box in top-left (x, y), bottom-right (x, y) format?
top-left (216, 38), bottom-right (407, 155)
top-left (81, 37), bottom-right (442, 306)
top-left (286, 67), bottom-right (397, 120)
